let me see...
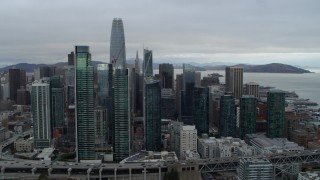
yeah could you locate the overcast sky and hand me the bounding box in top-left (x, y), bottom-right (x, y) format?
top-left (1, 0), bottom-right (320, 67)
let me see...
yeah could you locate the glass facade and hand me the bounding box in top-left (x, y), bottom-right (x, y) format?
top-left (143, 49), bottom-right (153, 77)
top-left (97, 64), bottom-right (109, 107)
top-left (267, 90), bottom-right (285, 138)
top-left (181, 64), bottom-right (196, 123)
top-left (110, 18), bottom-right (126, 70)
top-left (239, 95), bottom-right (257, 139)
top-left (219, 95), bottom-right (236, 137)
top-left (145, 81), bottom-right (161, 151)
top-left (113, 69), bottom-right (130, 162)
top-left (75, 46), bottom-right (95, 161)
top-left (193, 87), bottom-right (209, 135)
top-left (159, 63), bottom-right (174, 89)
top-left (50, 76), bottom-right (64, 130)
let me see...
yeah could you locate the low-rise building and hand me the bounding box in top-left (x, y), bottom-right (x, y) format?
top-left (120, 151), bottom-right (178, 164)
top-left (14, 138), bottom-right (34, 152)
top-left (298, 172), bottom-right (320, 180)
top-left (237, 157), bottom-right (274, 180)
top-left (198, 136), bottom-right (255, 159)
top-left (246, 134), bottom-right (304, 155)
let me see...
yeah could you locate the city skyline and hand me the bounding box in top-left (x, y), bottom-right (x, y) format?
top-left (0, 0), bottom-right (320, 67)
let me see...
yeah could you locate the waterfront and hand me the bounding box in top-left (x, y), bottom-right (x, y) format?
top-left (155, 69), bottom-right (320, 106)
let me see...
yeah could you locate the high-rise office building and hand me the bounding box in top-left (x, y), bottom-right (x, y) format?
top-left (159, 63), bottom-right (174, 89)
top-left (9, 68), bottom-right (21, 102)
top-left (245, 82), bottom-right (259, 98)
top-left (68, 51), bottom-right (75, 66)
top-left (175, 74), bottom-right (183, 118)
top-left (181, 64), bottom-right (196, 124)
top-left (135, 51), bottom-right (140, 75)
top-left (267, 90), bottom-right (285, 138)
top-left (50, 76), bottom-right (65, 131)
top-left (106, 64), bottom-right (114, 145)
top-left (113, 69), bottom-right (130, 162)
top-left (17, 86), bottom-right (30, 105)
top-left (225, 67), bottom-right (243, 99)
top-left (193, 87), bottom-right (209, 135)
top-left (143, 49), bottom-right (153, 77)
top-left (219, 95), bottom-right (236, 137)
top-left (239, 95), bottom-right (257, 139)
top-left (32, 80), bottom-right (51, 149)
top-left (161, 89), bottom-right (176, 119)
top-left (144, 80), bottom-right (161, 151)
top-left (97, 64), bottom-right (109, 107)
top-left (75, 46), bottom-right (95, 162)
top-left (94, 107), bottom-right (107, 147)
top-left (110, 18), bottom-right (126, 70)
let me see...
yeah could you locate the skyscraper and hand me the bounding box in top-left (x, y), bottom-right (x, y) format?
top-left (135, 50), bottom-right (140, 75)
top-left (159, 63), bottom-right (174, 89)
top-left (245, 82), bottom-right (259, 98)
top-left (75, 46), bottom-right (95, 162)
top-left (239, 95), bottom-right (257, 139)
top-left (110, 18), bottom-right (126, 70)
top-left (193, 87), bottom-right (209, 135)
top-left (144, 80), bottom-right (161, 151)
top-left (68, 51), bottom-right (75, 66)
top-left (225, 67), bottom-right (243, 99)
top-left (97, 64), bottom-right (109, 107)
top-left (143, 49), bottom-right (153, 77)
top-left (113, 69), bottom-right (130, 162)
top-left (219, 95), bottom-right (236, 137)
top-left (267, 90), bottom-right (285, 138)
top-left (181, 64), bottom-right (196, 124)
top-left (32, 80), bottom-right (51, 149)
top-left (9, 68), bottom-right (21, 102)
top-left (50, 76), bottom-right (65, 132)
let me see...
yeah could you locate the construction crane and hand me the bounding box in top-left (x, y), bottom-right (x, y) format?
top-left (112, 42), bottom-right (125, 70)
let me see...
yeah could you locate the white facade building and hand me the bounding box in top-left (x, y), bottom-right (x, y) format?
top-left (198, 136), bottom-right (255, 159)
top-left (31, 80), bottom-right (51, 149)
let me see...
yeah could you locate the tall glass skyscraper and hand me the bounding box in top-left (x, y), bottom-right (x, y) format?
top-left (143, 49), bottom-right (153, 77)
top-left (267, 90), bottom-right (285, 138)
top-left (219, 95), bottom-right (236, 137)
top-left (97, 64), bottom-right (109, 107)
top-left (110, 18), bottom-right (126, 70)
top-left (239, 95), bottom-right (257, 139)
top-left (113, 69), bottom-right (130, 162)
top-left (75, 46), bottom-right (95, 162)
top-left (50, 76), bottom-right (64, 131)
top-left (193, 87), bottom-right (209, 135)
top-left (159, 63), bottom-right (174, 89)
top-left (181, 64), bottom-right (196, 124)
top-left (144, 80), bottom-right (161, 151)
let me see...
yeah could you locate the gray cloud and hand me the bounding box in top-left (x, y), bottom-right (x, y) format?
top-left (0, 0), bottom-right (320, 67)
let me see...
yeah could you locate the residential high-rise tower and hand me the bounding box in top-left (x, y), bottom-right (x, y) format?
top-left (75, 46), bottom-right (95, 162)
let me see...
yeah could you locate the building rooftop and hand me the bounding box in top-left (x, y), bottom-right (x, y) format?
top-left (120, 151), bottom-right (178, 164)
top-left (299, 172), bottom-right (320, 180)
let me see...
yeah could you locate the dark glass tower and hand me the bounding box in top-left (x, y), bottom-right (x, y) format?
top-left (239, 95), bottom-right (257, 139)
top-left (97, 64), bottom-right (109, 107)
top-left (267, 90), bottom-right (285, 138)
top-left (75, 46), bottom-right (95, 162)
top-left (113, 69), bottom-right (130, 162)
top-left (193, 87), bottom-right (209, 135)
top-left (143, 49), bottom-right (153, 77)
top-left (9, 68), bottom-right (21, 102)
top-left (144, 80), bottom-right (161, 151)
top-left (110, 18), bottom-right (126, 70)
top-left (181, 64), bottom-right (196, 124)
top-left (159, 63), bottom-right (174, 89)
top-left (219, 95), bottom-right (236, 137)
top-left (50, 76), bottom-right (64, 132)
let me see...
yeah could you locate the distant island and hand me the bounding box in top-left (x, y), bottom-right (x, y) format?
top-left (0, 62), bottom-right (311, 74)
top-left (202, 63), bottom-right (312, 74)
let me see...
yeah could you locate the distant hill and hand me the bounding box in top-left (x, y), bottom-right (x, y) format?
top-left (204, 63), bottom-right (311, 73)
top-left (0, 62), bottom-right (311, 74)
